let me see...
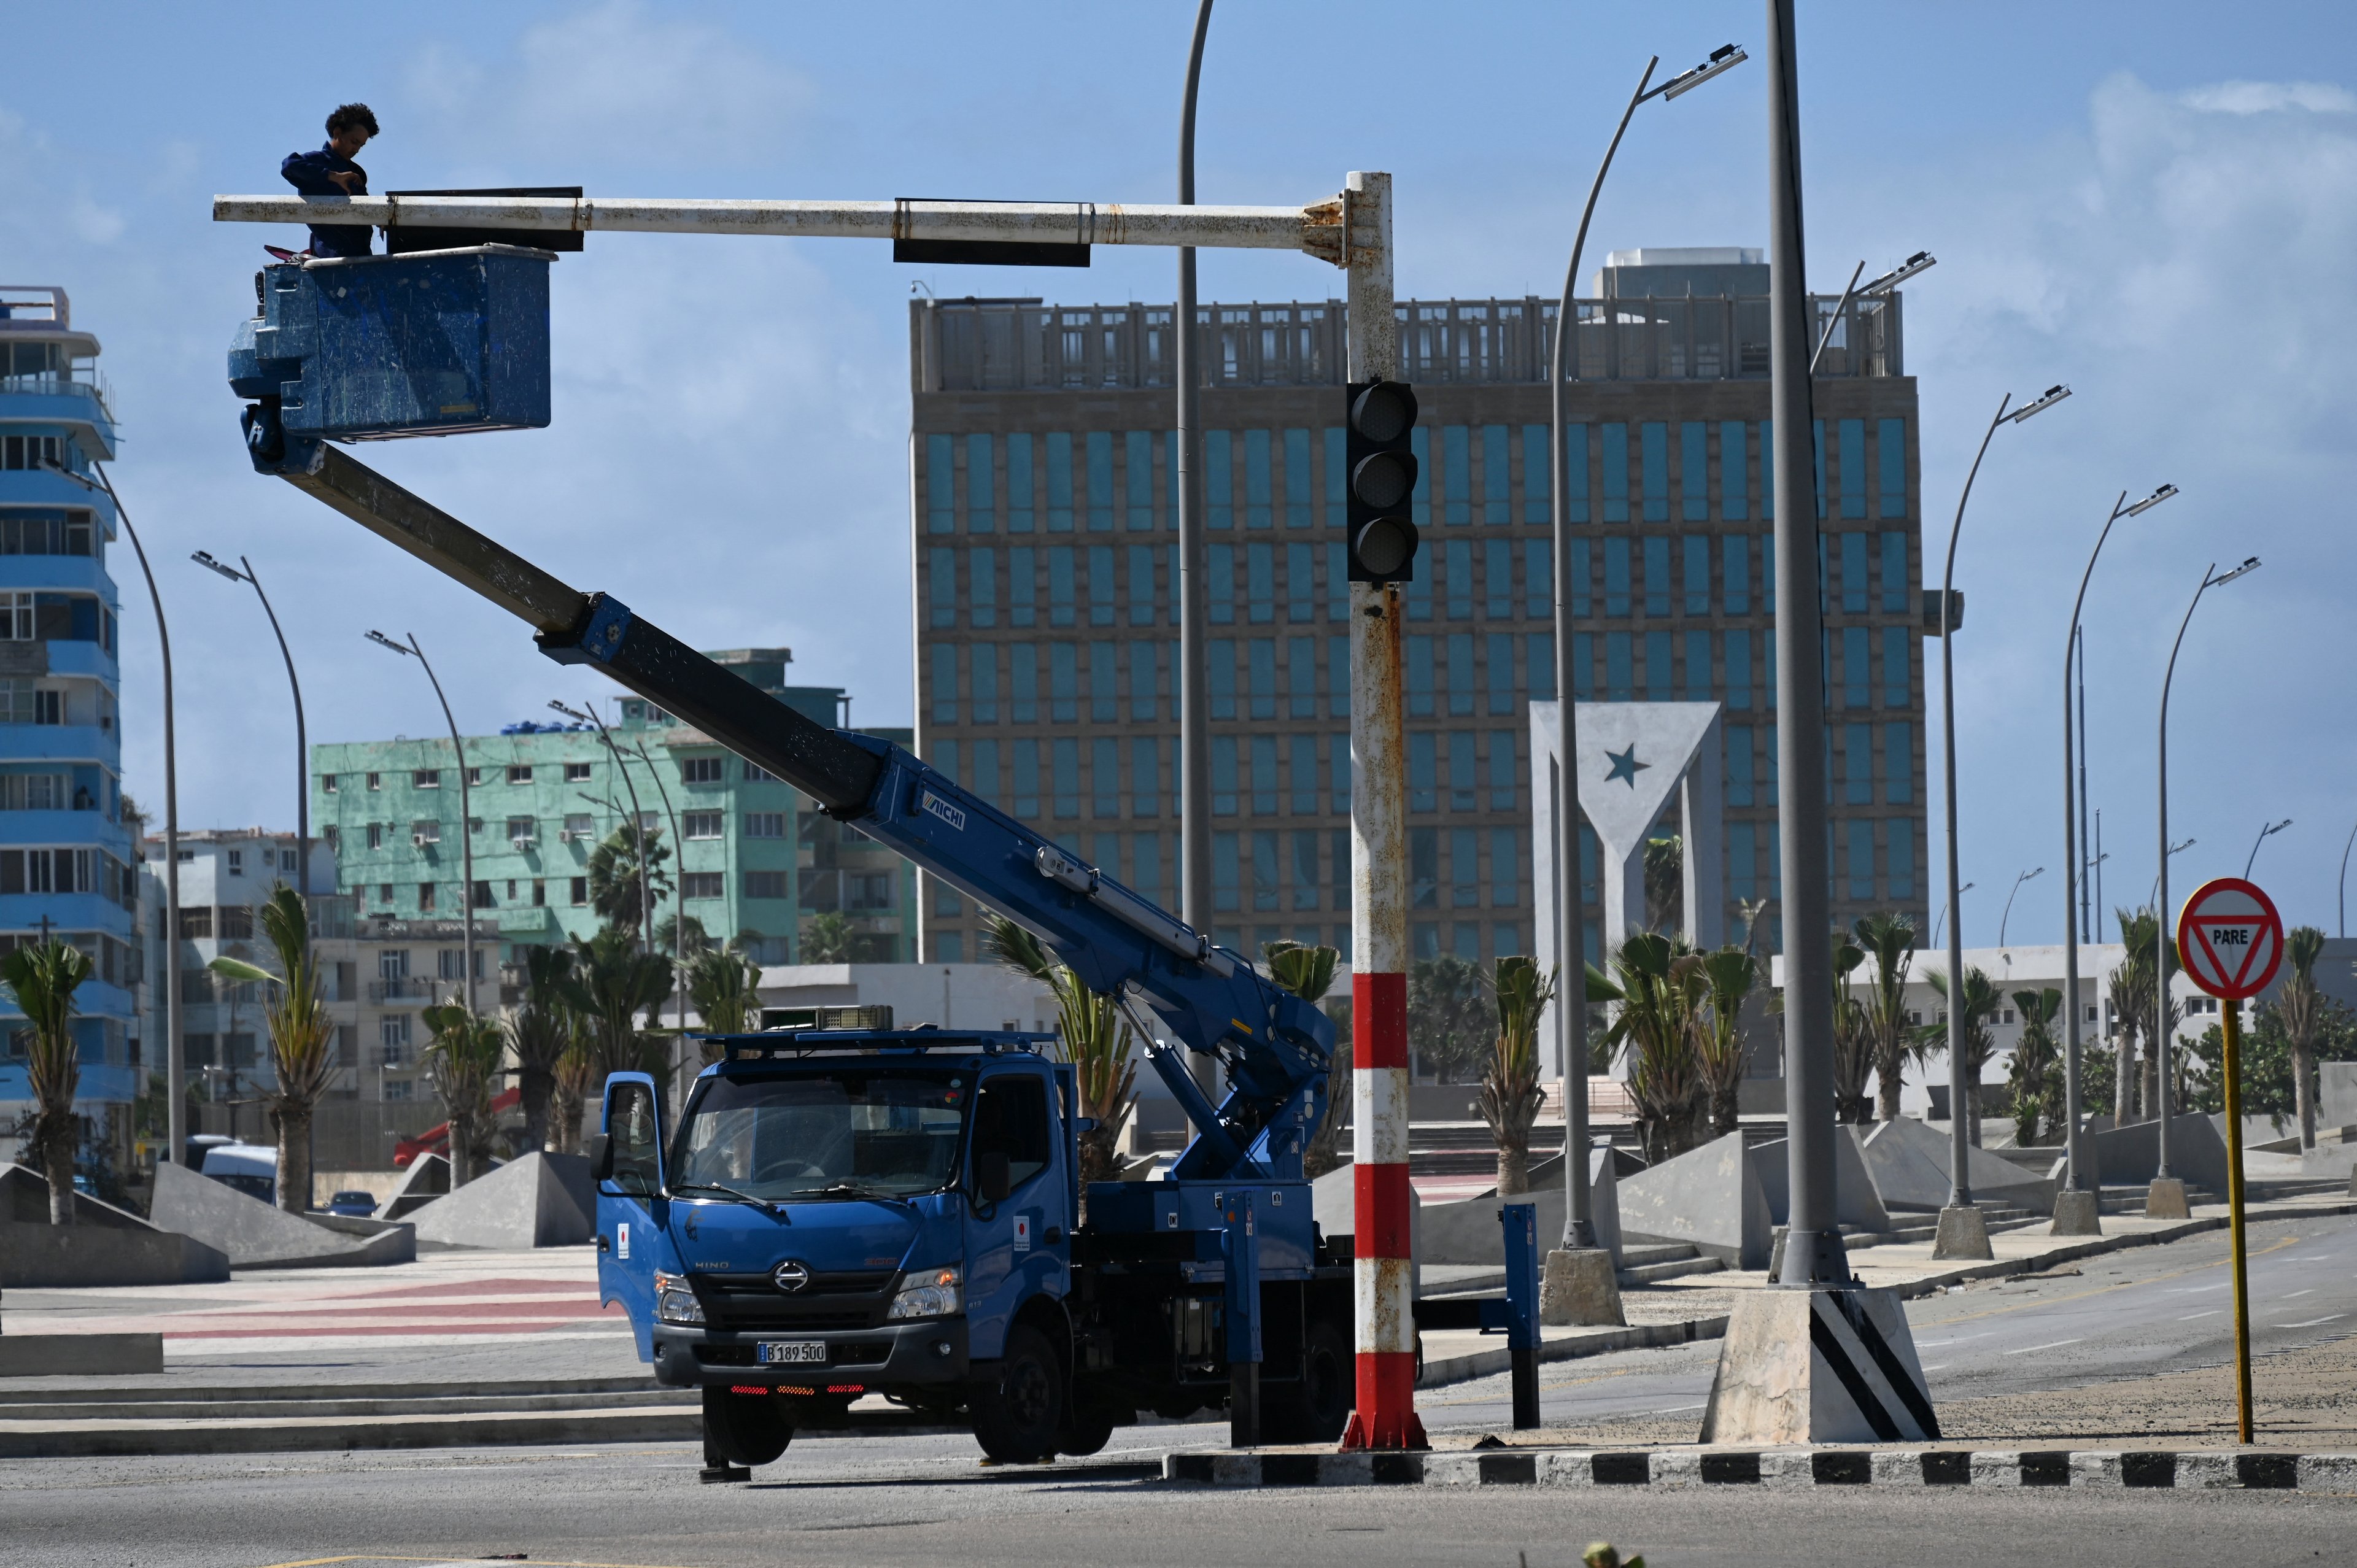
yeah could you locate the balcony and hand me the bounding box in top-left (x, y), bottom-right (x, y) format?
top-left (40, 638), bottom-right (118, 684)
top-left (365, 975), bottom-right (449, 1002)
top-left (0, 375), bottom-right (118, 459)
top-left (0, 723), bottom-right (119, 766)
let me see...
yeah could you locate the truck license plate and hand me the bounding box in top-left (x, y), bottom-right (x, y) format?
top-left (756, 1340), bottom-right (826, 1365)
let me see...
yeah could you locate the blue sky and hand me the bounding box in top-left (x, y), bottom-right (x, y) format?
top-left (4, 1), bottom-right (2353, 947)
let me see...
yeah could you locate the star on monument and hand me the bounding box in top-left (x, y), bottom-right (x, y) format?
top-left (1603, 744), bottom-right (1649, 789)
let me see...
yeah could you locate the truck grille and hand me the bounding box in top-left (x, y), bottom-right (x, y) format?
top-left (692, 1269), bottom-right (899, 1334)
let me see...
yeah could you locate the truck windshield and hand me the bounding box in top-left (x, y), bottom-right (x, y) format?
top-left (670, 1068), bottom-right (969, 1200)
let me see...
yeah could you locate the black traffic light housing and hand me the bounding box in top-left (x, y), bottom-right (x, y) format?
top-left (1345, 380), bottom-right (1420, 582)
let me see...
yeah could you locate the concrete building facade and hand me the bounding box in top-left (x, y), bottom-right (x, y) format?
top-left (0, 285), bottom-right (140, 1158)
top-left (908, 252), bottom-right (1930, 969)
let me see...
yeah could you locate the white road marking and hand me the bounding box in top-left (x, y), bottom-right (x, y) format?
top-left (1914, 1332), bottom-right (1991, 1348)
top-left (2282, 1289), bottom-right (2315, 1299)
top-left (1651, 1403), bottom-right (1706, 1414)
top-left (2167, 1284), bottom-right (2227, 1293)
top-left (2003, 1338), bottom-right (2084, 1356)
top-left (2180, 1311), bottom-right (2222, 1321)
top-left (2277, 1315), bottom-right (2345, 1329)
top-left (1918, 1364), bottom-right (1949, 1373)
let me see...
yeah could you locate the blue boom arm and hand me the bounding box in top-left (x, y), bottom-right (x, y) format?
top-left (238, 422), bottom-right (1330, 1180)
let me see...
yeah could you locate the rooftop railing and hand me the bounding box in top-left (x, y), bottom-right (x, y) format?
top-left (917, 292), bottom-right (1900, 393)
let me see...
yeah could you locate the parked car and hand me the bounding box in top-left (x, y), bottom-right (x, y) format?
top-left (198, 1141), bottom-right (277, 1205)
top-left (319, 1191), bottom-right (378, 1218)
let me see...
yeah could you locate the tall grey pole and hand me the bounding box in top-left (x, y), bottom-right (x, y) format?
top-left (2154, 568), bottom-right (2221, 1180)
top-left (2340, 821), bottom-right (2356, 939)
top-left (1174, 2), bottom-right (1218, 1103)
top-left (1765, 0), bottom-right (1846, 1285)
top-left (2059, 493), bottom-right (2131, 1199)
top-left (239, 558), bottom-right (309, 897)
top-left (1551, 56), bottom-right (1656, 1250)
top-left (2075, 625), bottom-right (2090, 943)
top-left (405, 636), bottom-right (476, 1014)
top-left (87, 465), bottom-right (182, 1166)
top-left (628, 740), bottom-right (688, 1027)
top-left (1937, 396), bottom-right (2015, 1208)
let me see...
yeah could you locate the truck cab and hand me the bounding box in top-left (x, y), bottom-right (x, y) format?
top-left (594, 1026), bottom-right (1088, 1467)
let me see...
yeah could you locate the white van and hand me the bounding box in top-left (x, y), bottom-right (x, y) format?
top-left (199, 1141), bottom-right (278, 1205)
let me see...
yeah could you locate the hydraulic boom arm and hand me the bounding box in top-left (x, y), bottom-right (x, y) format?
top-left (241, 416), bottom-right (1331, 1181)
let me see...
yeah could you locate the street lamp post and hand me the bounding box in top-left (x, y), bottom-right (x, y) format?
top-left (2340, 821), bottom-right (2357, 938)
top-left (1931, 881), bottom-right (1972, 949)
top-left (368, 631), bottom-right (476, 1014)
top-left (552, 698), bottom-right (656, 960)
top-left (1175, 0), bottom-right (1214, 1005)
top-left (1547, 40), bottom-right (1746, 1285)
top-left (1935, 385), bottom-right (2069, 1253)
top-left (2058, 485), bottom-right (2172, 1215)
top-left (1999, 867), bottom-right (2043, 949)
top-left (56, 462), bottom-right (184, 1165)
top-left (2243, 819), bottom-right (2291, 880)
top-left (1808, 250), bottom-right (1933, 376)
top-left (2154, 558), bottom-right (2261, 1202)
top-left (193, 552), bottom-right (311, 896)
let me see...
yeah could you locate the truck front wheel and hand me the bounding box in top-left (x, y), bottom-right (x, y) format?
top-left (970, 1324), bottom-right (1064, 1464)
top-left (1265, 1316), bottom-right (1353, 1444)
top-left (703, 1386), bottom-right (792, 1467)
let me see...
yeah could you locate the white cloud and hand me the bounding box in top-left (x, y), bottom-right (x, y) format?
top-left (2180, 80), bottom-right (2357, 115)
top-left (406, 0), bottom-right (813, 171)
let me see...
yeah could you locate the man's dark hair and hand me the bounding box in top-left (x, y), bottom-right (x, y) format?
top-left (326, 103), bottom-right (379, 138)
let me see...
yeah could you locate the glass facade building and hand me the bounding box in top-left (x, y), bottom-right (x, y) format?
top-left (910, 267), bottom-right (1925, 966)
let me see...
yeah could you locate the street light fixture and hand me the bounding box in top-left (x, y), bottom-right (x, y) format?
top-left (1930, 881), bottom-right (1973, 948)
top-left (551, 698), bottom-right (656, 959)
top-left (2155, 557), bottom-right (2261, 1189)
top-left (2341, 821), bottom-right (2357, 939)
top-left (193, 550), bottom-right (311, 897)
top-left (2058, 479), bottom-right (2177, 1212)
top-left (1547, 40), bottom-right (1747, 1265)
top-left (1937, 386), bottom-right (2069, 1241)
top-left (367, 630), bottom-right (476, 1014)
top-left (1999, 867), bottom-right (2044, 949)
top-left (48, 459), bottom-right (185, 1164)
top-left (1811, 250), bottom-right (1935, 374)
top-left (2244, 819), bottom-right (2293, 880)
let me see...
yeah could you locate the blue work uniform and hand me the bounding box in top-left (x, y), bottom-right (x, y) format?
top-left (280, 145), bottom-right (373, 258)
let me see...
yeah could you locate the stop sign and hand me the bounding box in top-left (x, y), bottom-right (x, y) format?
top-left (2175, 878), bottom-right (2286, 1003)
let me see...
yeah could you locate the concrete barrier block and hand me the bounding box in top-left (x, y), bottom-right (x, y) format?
top-left (149, 1161), bottom-right (412, 1270)
top-left (1619, 1132), bottom-right (1771, 1268)
top-left (1420, 1146), bottom-right (1622, 1265)
top-left (2071, 1451), bottom-right (2124, 1488)
top-left (0, 1217), bottom-right (229, 1287)
top-left (1535, 1450), bottom-right (1595, 1486)
top-left (0, 1332), bottom-right (163, 1377)
top-left (2296, 1453), bottom-right (2357, 1491)
top-left (409, 1153), bottom-right (595, 1249)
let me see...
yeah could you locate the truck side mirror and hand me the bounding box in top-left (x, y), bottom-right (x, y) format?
top-left (586, 1134), bottom-right (613, 1184)
top-left (975, 1151), bottom-right (1012, 1205)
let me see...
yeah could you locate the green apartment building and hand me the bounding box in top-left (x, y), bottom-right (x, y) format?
top-left (311, 649), bottom-right (917, 967)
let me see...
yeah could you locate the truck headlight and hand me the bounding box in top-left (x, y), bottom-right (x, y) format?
top-left (885, 1265), bottom-right (961, 1321)
top-left (653, 1271), bottom-right (705, 1326)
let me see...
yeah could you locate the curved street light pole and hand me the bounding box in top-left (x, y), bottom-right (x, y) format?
top-left (368, 631), bottom-right (476, 1014)
top-left (1999, 867), bottom-right (2043, 949)
top-left (194, 553), bottom-right (309, 896)
top-left (2340, 820), bottom-right (2357, 939)
top-left (1175, 0), bottom-right (1213, 1033)
top-left (71, 463), bottom-right (182, 1164)
top-left (2156, 558), bottom-right (2261, 1179)
top-left (2243, 818), bottom-right (2291, 881)
top-left (553, 698), bottom-right (654, 959)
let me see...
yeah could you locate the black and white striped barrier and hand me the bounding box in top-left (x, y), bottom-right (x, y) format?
top-left (1165, 1448), bottom-right (2357, 1491)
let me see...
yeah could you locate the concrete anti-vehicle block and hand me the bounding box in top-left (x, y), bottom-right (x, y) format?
top-left (409, 1153), bottom-right (595, 1249)
top-left (1617, 1132), bottom-right (1772, 1268)
top-left (1746, 1130), bottom-right (1891, 1235)
top-left (1858, 1116), bottom-right (2056, 1216)
top-left (2049, 1189), bottom-right (2103, 1237)
top-left (1931, 1204), bottom-right (1993, 1260)
top-left (2143, 1176), bottom-right (2191, 1219)
top-left (1539, 1247), bottom-right (1624, 1327)
top-left (1700, 1286), bottom-right (1937, 1445)
top-left (1420, 1145), bottom-right (1622, 1265)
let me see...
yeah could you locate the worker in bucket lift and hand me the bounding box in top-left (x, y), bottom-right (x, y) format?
top-left (273, 103), bottom-right (379, 261)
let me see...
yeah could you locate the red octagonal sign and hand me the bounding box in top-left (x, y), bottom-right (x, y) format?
top-left (2175, 877), bottom-right (2285, 1002)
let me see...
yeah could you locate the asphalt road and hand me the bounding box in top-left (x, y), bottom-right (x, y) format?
top-left (1428, 1208), bottom-right (2357, 1436)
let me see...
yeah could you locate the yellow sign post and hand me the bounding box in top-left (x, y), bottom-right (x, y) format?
top-left (2174, 875), bottom-right (2285, 1446)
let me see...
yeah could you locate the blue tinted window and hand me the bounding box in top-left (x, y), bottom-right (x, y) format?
top-left (1447, 632), bottom-right (1474, 716)
top-left (1092, 737), bottom-right (1118, 816)
top-left (1213, 830), bottom-right (1238, 907)
top-left (1443, 425), bottom-right (1470, 525)
top-left (1406, 636), bottom-right (1434, 716)
top-left (1684, 535), bottom-right (1711, 615)
top-left (1528, 633), bottom-right (1555, 700)
top-left (1291, 735), bottom-right (1318, 815)
top-left (1813, 419), bottom-right (1826, 520)
top-left (1601, 423), bottom-right (1628, 522)
top-left (1680, 422), bottom-right (1708, 521)
top-left (1488, 732), bottom-right (1517, 809)
top-left (1884, 722), bottom-right (1913, 804)
top-left (1643, 536), bottom-right (1670, 616)
top-left (1729, 819), bottom-right (1755, 898)
top-left (1641, 422), bottom-right (1668, 522)
top-left (1085, 431), bottom-right (1113, 531)
top-left (927, 434), bottom-right (954, 534)
top-left (1487, 633), bottom-right (1515, 715)
top-left (1251, 735), bottom-right (1278, 814)
top-left (1247, 543), bottom-right (1274, 624)
top-left (1842, 532), bottom-right (1869, 614)
top-left (1603, 538), bottom-right (1630, 616)
top-left (1536, 539), bottom-right (1562, 619)
top-left (1720, 421), bottom-right (1747, 520)
top-left (1047, 432), bottom-right (1074, 531)
top-left (970, 646), bottom-right (997, 722)
top-left (1485, 539), bottom-right (1511, 618)
top-left (1089, 642), bottom-right (1115, 722)
top-left (1053, 738), bottom-right (1079, 818)
top-left (971, 547), bottom-right (997, 628)
top-left (1847, 817), bottom-right (1875, 900)
top-left (1245, 428), bottom-right (1272, 529)
top-left (1409, 732), bottom-right (1436, 812)
top-left (1562, 424), bottom-right (1589, 522)
top-left (970, 738), bottom-right (997, 802)
top-left (927, 547), bottom-right (955, 628)
top-left (1283, 428), bottom-right (1310, 527)
top-left (1646, 630), bottom-right (1672, 700)
top-left (1725, 628), bottom-right (1752, 710)
top-left (1449, 732), bottom-right (1477, 811)
top-left (1878, 419), bottom-right (1906, 519)
top-left (1405, 560), bottom-right (1432, 622)
top-left (1328, 636), bottom-right (1349, 717)
top-left (1087, 546), bottom-right (1115, 625)
top-left (1248, 638), bottom-right (1276, 719)
top-left (1013, 739), bottom-right (1040, 817)
top-left (1887, 820), bottom-right (1914, 898)
top-left (1008, 547), bottom-right (1035, 627)
top-left (1330, 740), bottom-right (1350, 813)
top-left (1881, 531), bottom-right (1910, 614)
top-left (1050, 642), bottom-right (1078, 721)
top-left (1606, 632), bottom-right (1632, 700)
top-left (1132, 737), bottom-right (1160, 816)
top-left (1883, 626), bottom-right (1910, 708)
top-left (1128, 641), bottom-right (1155, 722)
top-left (1723, 535), bottom-right (1748, 614)
top-left (1205, 430), bottom-right (1233, 528)
top-left (1127, 545), bottom-right (1155, 627)
top-left (1328, 543), bottom-right (1347, 619)
top-left (1839, 419), bottom-right (1866, 519)
top-left (1726, 725), bottom-right (1754, 806)
top-left (1209, 544), bottom-right (1234, 625)
top-left (1446, 539), bottom-right (1473, 619)
top-left (1212, 742), bottom-right (1237, 818)
top-left (1010, 644), bottom-right (1038, 722)
top-left (1844, 724), bottom-right (1873, 804)
top-left (1209, 640), bottom-right (1235, 719)
top-left (1684, 629), bottom-right (1712, 701)
top-left (966, 433), bottom-right (996, 532)
top-left (1287, 543), bottom-right (1314, 622)
top-left (1844, 626), bottom-right (1870, 708)
top-left (930, 644), bottom-right (958, 725)
top-left (1007, 433), bottom-right (1035, 532)
top-left (1482, 425), bottom-right (1509, 525)
top-left (1125, 430), bottom-right (1154, 531)
top-left (1288, 638), bottom-right (1315, 719)
top-left (1325, 428), bottom-right (1346, 527)
top-left (1411, 426), bottom-right (1431, 528)
top-left (1047, 547), bottom-right (1075, 627)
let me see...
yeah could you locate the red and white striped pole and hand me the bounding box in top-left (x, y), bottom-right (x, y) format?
top-left (1337, 171), bottom-right (1423, 1453)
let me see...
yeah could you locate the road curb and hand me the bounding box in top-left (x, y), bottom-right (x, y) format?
top-left (1420, 1315), bottom-right (1730, 1388)
top-left (1165, 1446), bottom-right (2357, 1493)
top-left (1881, 1197), bottom-right (2357, 1299)
top-left (0, 1407), bottom-right (701, 1459)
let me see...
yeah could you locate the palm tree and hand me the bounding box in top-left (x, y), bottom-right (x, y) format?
top-left (1735, 898), bottom-right (1771, 958)
top-left (1695, 946), bottom-right (1759, 1141)
top-left (800, 911), bottom-right (854, 963)
top-left (562, 925), bottom-right (675, 1087)
top-left (1407, 955), bottom-right (1492, 1084)
top-left (1828, 929), bottom-right (1874, 1124)
top-left (1478, 955), bottom-right (1557, 1194)
top-left (206, 887), bottom-right (337, 1212)
top-left (586, 821), bottom-right (670, 934)
top-left (421, 1003), bottom-right (505, 1184)
top-left (1643, 834), bottom-right (1683, 933)
top-left (2004, 987), bottom-right (2064, 1147)
top-left (550, 1032), bottom-right (598, 1156)
top-left (1853, 912), bottom-right (1918, 1121)
top-left (4, 939), bottom-right (93, 1224)
top-left (1919, 965), bottom-right (2002, 1145)
top-left (1260, 940), bottom-right (1350, 1178)
top-left (2110, 907), bottom-right (2161, 1122)
top-left (1591, 932), bottom-right (1705, 1162)
top-left (2278, 925), bottom-right (2329, 1150)
top-left (686, 946), bottom-right (764, 1067)
top-left (983, 915), bottom-right (1137, 1195)
top-left (506, 944), bottom-right (579, 1155)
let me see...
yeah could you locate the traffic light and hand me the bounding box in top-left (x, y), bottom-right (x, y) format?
top-left (1345, 380), bottom-right (1420, 582)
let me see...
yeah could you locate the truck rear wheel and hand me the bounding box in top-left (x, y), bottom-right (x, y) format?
top-left (970, 1323), bottom-right (1064, 1464)
top-left (703, 1386), bottom-right (792, 1467)
top-left (1264, 1316), bottom-right (1352, 1444)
